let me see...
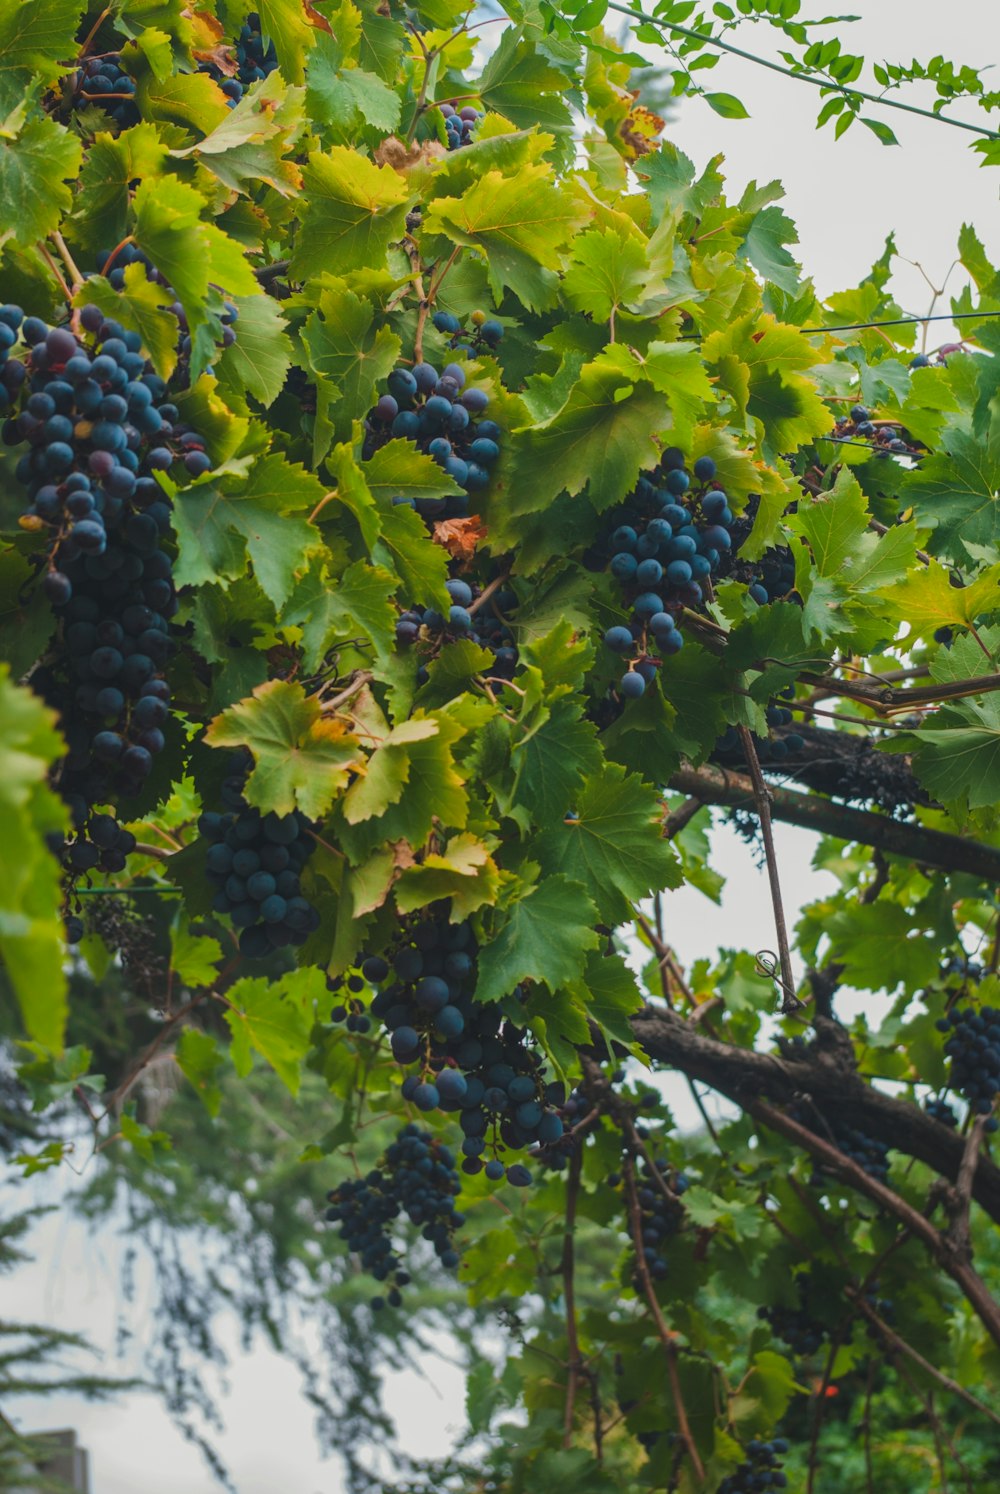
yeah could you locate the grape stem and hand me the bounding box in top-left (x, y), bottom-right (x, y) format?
top-left (51, 232), bottom-right (84, 293)
top-left (77, 7), bottom-right (112, 59)
top-left (467, 572), bottom-right (511, 617)
top-left (37, 244), bottom-right (73, 306)
top-left (620, 1152), bottom-right (706, 1482)
top-left (320, 671), bottom-right (373, 713)
top-left (559, 1144), bottom-right (583, 1448)
top-left (736, 725), bottom-right (802, 1015)
top-left (750, 1099), bottom-right (1000, 1352)
top-left (100, 234), bottom-right (136, 280)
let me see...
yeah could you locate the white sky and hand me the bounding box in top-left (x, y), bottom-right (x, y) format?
top-left (6, 4), bottom-right (999, 1489)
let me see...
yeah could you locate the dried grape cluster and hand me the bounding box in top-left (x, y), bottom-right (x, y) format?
top-left (827, 402), bottom-right (920, 459)
top-left (325, 1125), bottom-right (463, 1309)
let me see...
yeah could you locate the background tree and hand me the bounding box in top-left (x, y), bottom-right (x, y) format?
top-left (3, 0), bottom-right (1000, 1489)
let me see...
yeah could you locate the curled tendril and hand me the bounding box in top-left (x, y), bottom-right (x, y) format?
top-left (755, 949), bottom-right (807, 1015)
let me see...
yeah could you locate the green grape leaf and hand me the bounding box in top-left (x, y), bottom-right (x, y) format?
top-left (507, 351), bottom-right (668, 515)
top-left (370, 499), bottom-right (451, 611)
top-left (476, 875), bottom-right (600, 1001)
top-left (224, 967), bottom-right (331, 1094)
top-left (423, 165), bottom-right (588, 312)
top-left (290, 146), bottom-right (410, 279)
top-left (301, 284), bottom-right (401, 462)
top-left (341, 718), bottom-right (440, 824)
top-left (509, 700), bottom-right (602, 825)
top-left (72, 124), bottom-right (169, 253)
top-left (568, 948), bottom-right (645, 1057)
top-left (0, 666), bottom-right (69, 1053)
top-left (284, 558), bottom-right (398, 670)
top-left (738, 205), bottom-right (800, 294)
top-left (216, 290), bottom-right (294, 408)
top-left (134, 67), bottom-right (231, 133)
top-left (132, 173), bottom-right (258, 338)
top-left (0, 116), bottom-right (82, 250)
top-left (906, 697), bottom-right (1000, 814)
top-left (332, 712), bottom-right (470, 861)
top-left (563, 227), bottom-right (649, 324)
top-left (306, 30), bottom-right (401, 135)
top-left (169, 73), bottom-right (304, 197)
top-left (826, 899), bottom-right (942, 994)
top-left (531, 763), bottom-right (681, 922)
top-left (170, 920), bottom-right (224, 988)
top-left (205, 679), bottom-right (364, 818)
top-left (394, 833), bottom-right (502, 918)
top-left (877, 560), bottom-right (1000, 641)
top-left (175, 1028), bottom-right (226, 1117)
top-left (172, 453), bottom-right (324, 609)
top-left (254, 0), bottom-right (321, 84)
top-left (897, 420), bottom-right (1000, 564)
top-left (475, 26), bottom-right (574, 136)
top-left (0, 0), bottom-right (86, 113)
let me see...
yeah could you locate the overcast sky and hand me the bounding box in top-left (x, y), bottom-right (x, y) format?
top-left (6, 5), bottom-right (999, 1490)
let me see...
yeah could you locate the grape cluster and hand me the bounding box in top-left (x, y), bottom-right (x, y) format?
top-left (325, 1125), bottom-right (463, 1309)
top-left (360, 909), bottom-right (565, 1186)
top-left (72, 54), bottom-right (140, 128)
top-left (827, 403), bottom-right (918, 459)
top-left (757, 1276), bottom-right (828, 1357)
top-left (814, 1121), bottom-right (889, 1184)
top-left (746, 545), bottom-right (797, 606)
top-left (233, 13), bottom-right (279, 88)
top-left (438, 101), bottom-right (484, 149)
top-left (599, 451), bottom-right (737, 698)
top-left (395, 577), bottom-right (518, 679)
top-left (94, 245), bottom-right (238, 388)
top-left (199, 755), bottom-right (322, 959)
top-left (937, 1005), bottom-right (1000, 1124)
top-left (924, 1096), bottom-right (959, 1127)
top-left (714, 688), bottom-right (805, 766)
top-left (432, 307), bottom-right (505, 357)
top-left (199, 11), bottom-right (279, 107)
top-left (608, 1154), bottom-right (686, 1284)
top-left (719, 1438), bottom-right (789, 1493)
top-left (787, 1098), bottom-right (890, 1185)
top-left (364, 357), bottom-right (501, 516)
top-left (0, 304), bottom-right (208, 898)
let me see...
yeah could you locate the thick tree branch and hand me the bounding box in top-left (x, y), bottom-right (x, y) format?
top-left (667, 761), bottom-right (1000, 882)
top-left (629, 1008), bottom-right (1000, 1229)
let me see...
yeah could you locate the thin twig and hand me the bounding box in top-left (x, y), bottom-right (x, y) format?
top-left (134, 842), bottom-right (174, 861)
top-left (847, 1289), bottom-right (1000, 1429)
top-left (561, 1145), bottom-right (583, 1447)
top-left (621, 1153), bottom-right (705, 1481)
top-left (736, 726), bottom-right (802, 1015)
top-left (602, 3), bottom-right (999, 138)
